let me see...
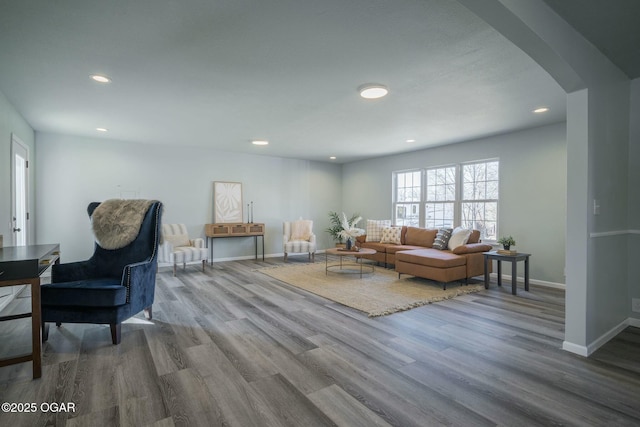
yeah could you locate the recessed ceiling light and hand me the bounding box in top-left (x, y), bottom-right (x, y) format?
top-left (251, 140), bottom-right (269, 146)
top-left (533, 107), bottom-right (549, 113)
top-left (329, 156), bottom-right (337, 160)
top-left (96, 127), bottom-right (108, 132)
top-left (406, 139), bottom-right (416, 143)
top-left (90, 74), bottom-right (112, 83)
top-left (358, 83), bottom-right (388, 99)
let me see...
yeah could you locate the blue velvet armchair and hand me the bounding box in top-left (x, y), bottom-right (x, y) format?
top-left (41, 200), bottom-right (163, 345)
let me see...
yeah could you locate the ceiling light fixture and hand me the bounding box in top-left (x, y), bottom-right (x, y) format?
top-left (533, 107), bottom-right (549, 113)
top-left (96, 127), bottom-right (108, 132)
top-left (90, 74), bottom-right (112, 83)
top-left (329, 156), bottom-right (337, 160)
top-left (251, 140), bottom-right (269, 146)
top-left (406, 139), bottom-right (416, 143)
top-left (358, 83), bottom-right (388, 99)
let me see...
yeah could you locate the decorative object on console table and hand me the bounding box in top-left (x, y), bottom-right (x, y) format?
top-left (213, 181), bottom-right (243, 223)
top-left (205, 222), bottom-right (265, 262)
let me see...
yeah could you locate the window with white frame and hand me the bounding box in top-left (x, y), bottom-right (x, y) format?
top-left (393, 170), bottom-right (421, 227)
top-left (392, 159), bottom-right (499, 240)
top-left (461, 160), bottom-right (499, 240)
top-left (425, 166), bottom-right (456, 229)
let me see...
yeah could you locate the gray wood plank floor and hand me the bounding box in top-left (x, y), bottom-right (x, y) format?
top-left (0, 257), bottom-right (639, 426)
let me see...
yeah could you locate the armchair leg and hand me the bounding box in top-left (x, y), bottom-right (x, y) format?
top-left (110, 323), bottom-right (121, 345)
top-left (173, 263), bottom-right (177, 277)
top-left (284, 253), bottom-right (288, 261)
top-left (144, 306), bottom-right (153, 320)
top-left (202, 260), bottom-right (206, 272)
top-left (42, 322), bottom-right (49, 342)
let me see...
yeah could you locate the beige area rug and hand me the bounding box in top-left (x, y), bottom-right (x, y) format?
top-left (258, 262), bottom-right (485, 317)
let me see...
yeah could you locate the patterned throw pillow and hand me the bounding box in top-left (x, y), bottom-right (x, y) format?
top-left (432, 228), bottom-right (453, 250)
top-left (365, 219), bottom-right (391, 242)
top-left (380, 226), bottom-right (402, 244)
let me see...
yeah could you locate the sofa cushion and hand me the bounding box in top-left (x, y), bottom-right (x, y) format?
top-left (404, 227), bottom-right (437, 247)
top-left (359, 241), bottom-right (390, 252)
top-left (385, 245), bottom-right (425, 254)
top-left (395, 249), bottom-right (466, 268)
top-left (42, 278), bottom-right (126, 307)
top-left (452, 243), bottom-right (493, 254)
top-left (365, 220), bottom-right (391, 242)
top-left (380, 226), bottom-right (402, 244)
top-left (448, 227), bottom-right (472, 250)
top-left (432, 228), bottom-right (453, 250)
top-left (467, 230), bottom-right (481, 244)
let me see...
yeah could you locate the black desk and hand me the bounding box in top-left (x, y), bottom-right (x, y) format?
top-left (0, 244), bottom-right (60, 379)
top-left (483, 251), bottom-right (531, 295)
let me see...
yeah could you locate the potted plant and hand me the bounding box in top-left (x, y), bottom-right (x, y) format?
top-left (337, 213), bottom-right (365, 250)
top-left (497, 235), bottom-right (516, 250)
top-left (326, 211), bottom-right (363, 247)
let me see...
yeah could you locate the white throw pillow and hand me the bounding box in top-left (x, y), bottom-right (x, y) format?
top-left (365, 219), bottom-right (391, 242)
top-left (166, 233), bottom-right (191, 247)
top-left (448, 226), bottom-right (472, 250)
top-left (380, 226), bottom-right (402, 244)
top-left (291, 220), bottom-right (313, 241)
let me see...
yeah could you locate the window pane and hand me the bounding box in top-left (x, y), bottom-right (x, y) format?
top-left (396, 203), bottom-right (420, 226)
top-left (462, 201), bottom-right (497, 240)
top-left (425, 202), bottom-right (454, 229)
top-left (461, 160), bottom-right (499, 240)
top-left (396, 171), bottom-right (421, 202)
top-left (426, 166), bottom-right (456, 202)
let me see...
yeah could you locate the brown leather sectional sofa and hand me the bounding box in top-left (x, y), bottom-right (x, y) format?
top-left (356, 226), bottom-right (492, 289)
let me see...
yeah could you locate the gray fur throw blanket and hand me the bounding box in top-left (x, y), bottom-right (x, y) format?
top-left (91, 199), bottom-right (156, 250)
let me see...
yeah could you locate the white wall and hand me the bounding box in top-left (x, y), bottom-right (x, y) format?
top-left (629, 78), bottom-right (640, 322)
top-left (341, 122), bottom-right (567, 284)
top-left (35, 133), bottom-right (342, 262)
top-left (0, 89), bottom-right (35, 246)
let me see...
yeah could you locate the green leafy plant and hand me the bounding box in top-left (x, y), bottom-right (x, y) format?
top-left (326, 211), bottom-right (362, 242)
top-left (497, 235), bottom-right (516, 248)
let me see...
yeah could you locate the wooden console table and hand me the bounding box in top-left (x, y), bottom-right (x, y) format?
top-left (0, 243), bottom-right (60, 379)
top-left (205, 223), bottom-right (265, 263)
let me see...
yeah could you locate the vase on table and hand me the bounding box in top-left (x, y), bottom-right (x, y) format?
top-left (346, 238), bottom-right (353, 250)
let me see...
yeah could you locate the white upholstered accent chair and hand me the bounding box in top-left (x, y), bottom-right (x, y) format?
top-left (283, 220), bottom-right (316, 261)
top-left (159, 224), bottom-right (208, 276)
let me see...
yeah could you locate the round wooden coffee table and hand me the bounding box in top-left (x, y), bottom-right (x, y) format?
top-left (325, 247), bottom-right (376, 278)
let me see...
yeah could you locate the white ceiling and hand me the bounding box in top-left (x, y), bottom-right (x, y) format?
top-left (0, 0), bottom-right (631, 164)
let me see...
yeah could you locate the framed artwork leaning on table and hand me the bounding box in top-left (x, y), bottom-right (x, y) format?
top-left (213, 181), bottom-right (243, 223)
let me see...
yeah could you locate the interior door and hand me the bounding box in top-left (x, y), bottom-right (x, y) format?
top-left (11, 134), bottom-right (29, 246)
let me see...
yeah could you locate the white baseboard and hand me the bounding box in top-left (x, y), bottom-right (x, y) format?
top-left (490, 272), bottom-right (565, 289)
top-left (563, 317), bottom-right (638, 357)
